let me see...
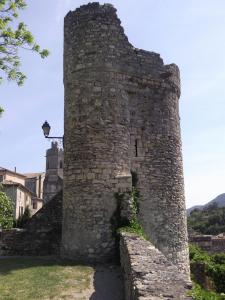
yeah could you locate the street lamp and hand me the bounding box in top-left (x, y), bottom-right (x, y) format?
top-left (42, 121), bottom-right (51, 137)
top-left (41, 121), bottom-right (64, 147)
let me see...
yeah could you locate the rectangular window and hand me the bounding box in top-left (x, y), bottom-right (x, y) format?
top-left (33, 202), bottom-right (37, 210)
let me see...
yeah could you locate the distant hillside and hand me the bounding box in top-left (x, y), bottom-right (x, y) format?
top-left (187, 195), bottom-right (225, 235)
top-left (187, 193), bottom-right (225, 215)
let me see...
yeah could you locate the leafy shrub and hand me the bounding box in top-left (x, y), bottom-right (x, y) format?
top-left (209, 264), bottom-right (225, 293)
top-left (118, 218), bottom-right (147, 239)
top-left (189, 244), bottom-right (212, 264)
top-left (189, 283), bottom-right (225, 300)
top-left (0, 190), bottom-right (14, 229)
top-left (189, 244), bottom-right (225, 294)
top-left (212, 254), bottom-right (225, 265)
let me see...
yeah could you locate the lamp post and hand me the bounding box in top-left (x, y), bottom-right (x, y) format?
top-left (41, 121), bottom-right (64, 147)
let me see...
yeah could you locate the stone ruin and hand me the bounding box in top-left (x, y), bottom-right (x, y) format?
top-left (62, 2), bottom-right (189, 275)
top-left (0, 3), bottom-right (192, 298)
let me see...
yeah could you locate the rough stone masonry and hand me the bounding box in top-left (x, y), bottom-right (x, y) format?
top-left (62, 2), bottom-right (189, 275)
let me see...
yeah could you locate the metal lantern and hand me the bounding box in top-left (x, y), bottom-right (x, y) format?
top-left (42, 121), bottom-right (51, 137)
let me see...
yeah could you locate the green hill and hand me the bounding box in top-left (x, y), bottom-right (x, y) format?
top-left (188, 203), bottom-right (225, 235)
top-left (187, 193), bottom-right (225, 215)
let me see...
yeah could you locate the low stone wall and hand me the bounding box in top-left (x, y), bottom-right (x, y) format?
top-left (120, 232), bottom-right (192, 300)
top-left (189, 234), bottom-right (225, 254)
top-left (0, 191), bottom-right (62, 256)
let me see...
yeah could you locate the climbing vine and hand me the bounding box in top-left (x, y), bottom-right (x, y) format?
top-left (117, 186), bottom-right (147, 239)
top-left (115, 171), bottom-right (147, 239)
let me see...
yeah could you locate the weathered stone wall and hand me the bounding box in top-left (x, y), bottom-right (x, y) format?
top-left (127, 52), bottom-right (188, 273)
top-left (0, 191), bottom-right (62, 256)
top-left (190, 234), bottom-right (225, 254)
top-left (62, 2), bottom-right (132, 262)
top-left (62, 2), bottom-right (189, 272)
top-left (120, 233), bottom-right (192, 300)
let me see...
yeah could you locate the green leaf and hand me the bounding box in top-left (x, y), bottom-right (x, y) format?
top-left (0, 0), bottom-right (49, 86)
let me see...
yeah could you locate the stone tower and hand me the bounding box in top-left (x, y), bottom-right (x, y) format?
top-left (43, 142), bottom-right (63, 203)
top-left (62, 3), bottom-right (189, 274)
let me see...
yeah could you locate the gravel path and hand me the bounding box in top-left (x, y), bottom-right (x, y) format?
top-left (89, 265), bottom-right (124, 300)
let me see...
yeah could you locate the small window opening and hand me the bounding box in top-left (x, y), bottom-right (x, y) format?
top-left (60, 161), bottom-right (63, 169)
top-left (19, 206), bottom-right (24, 216)
top-left (135, 139), bottom-right (138, 157)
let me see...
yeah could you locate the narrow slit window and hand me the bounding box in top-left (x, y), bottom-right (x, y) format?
top-left (135, 139), bottom-right (138, 157)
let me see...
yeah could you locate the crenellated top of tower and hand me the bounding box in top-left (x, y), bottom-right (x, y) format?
top-left (65, 2), bottom-right (120, 27)
top-left (69, 2), bottom-right (116, 14)
top-left (64, 2), bottom-right (180, 95)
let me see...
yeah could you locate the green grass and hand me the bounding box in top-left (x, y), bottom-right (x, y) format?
top-left (117, 218), bottom-right (148, 240)
top-left (188, 283), bottom-right (225, 300)
top-left (0, 257), bottom-right (93, 300)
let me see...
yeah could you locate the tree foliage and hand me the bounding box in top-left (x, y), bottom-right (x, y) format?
top-left (0, 0), bottom-right (49, 113)
top-left (0, 188), bottom-right (14, 229)
top-left (0, 0), bottom-right (49, 86)
top-left (188, 204), bottom-right (225, 235)
top-left (190, 244), bottom-right (225, 295)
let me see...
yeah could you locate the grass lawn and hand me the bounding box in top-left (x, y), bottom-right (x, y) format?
top-left (0, 257), bottom-right (94, 300)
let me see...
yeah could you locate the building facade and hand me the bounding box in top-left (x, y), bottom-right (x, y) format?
top-left (24, 172), bottom-right (45, 215)
top-left (0, 168), bottom-right (32, 219)
top-left (0, 167), bottom-right (26, 185)
top-left (24, 172), bottom-right (45, 199)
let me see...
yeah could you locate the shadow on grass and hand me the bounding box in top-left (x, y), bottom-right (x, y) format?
top-left (0, 256), bottom-right (88, 275)
top-left (0, 256), bottom-right (125, 300)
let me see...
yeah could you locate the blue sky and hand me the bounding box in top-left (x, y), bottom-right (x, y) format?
top-left (1, 0), bottom-right (225, 208)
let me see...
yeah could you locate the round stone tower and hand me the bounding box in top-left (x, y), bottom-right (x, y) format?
top-left (62, 2), bottom-right (189, 274)
top-left (62, 3), bottom-right (132, 262)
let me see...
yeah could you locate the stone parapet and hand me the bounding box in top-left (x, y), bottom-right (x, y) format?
top-left (120, 233), bottom-right (192, 300)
